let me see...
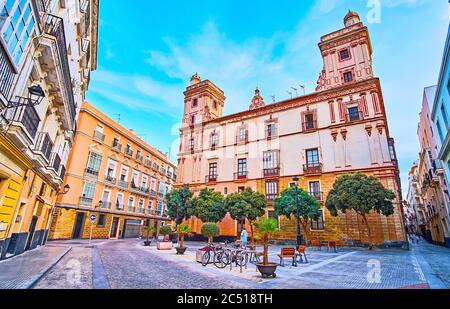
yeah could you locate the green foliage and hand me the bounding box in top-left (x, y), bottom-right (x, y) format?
top-left (274, 187), bottom-right (322, 222)
top-left (176, 224), bottom-right (192, 236)
top-left (201, 223), bottom-right (220, 238)
top-left (159, 225), bottom-right (172, 236)
top-left (190, 189), bottom-right (226, 223)
top-left (326, 173), bottom-right (395, 217)
top-left (225, 188), bottom-right (266, 223)
top-left (143, 225), bottom-right (155, 235)
top-left (254, 218), bottom-right (279, 236)
top-left (166, 185), bottom-right (193, 225)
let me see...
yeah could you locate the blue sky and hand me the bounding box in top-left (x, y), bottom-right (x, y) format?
top-left (86, 0), bottom-right (450, 194)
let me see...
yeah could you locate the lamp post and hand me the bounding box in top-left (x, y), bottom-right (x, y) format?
top-left (293, 176), bottom-right (304, 246)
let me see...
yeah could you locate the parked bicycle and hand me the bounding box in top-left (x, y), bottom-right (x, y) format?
top-left (201, 243), bottom-right (229, 269)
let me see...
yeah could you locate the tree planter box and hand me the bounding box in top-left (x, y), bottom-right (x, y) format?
top-left (157, 241), bottom-right (173, 250)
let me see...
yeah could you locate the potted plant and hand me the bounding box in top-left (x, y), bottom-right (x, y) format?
top-left (196, 223), bottom-right (220, 263)
top-left (142, 225), bottom-right (155, 246)
top-left (175, 224), bottom-right (192, 255)
top-left (255, 218), bottom-right (279, 278)
top-left (157, 225), bottom-right (173, 250)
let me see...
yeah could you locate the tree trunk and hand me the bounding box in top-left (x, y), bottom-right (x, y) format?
top-left (208, 236), bottom-right (212, 244)
top-left (362, 214), bottom-right (373, 250)
top-left (263, 234), bottom-right (269, 265)
top-left (180, 234), bottom-right (184, 248)
top-left (249, 221), bottom-right (255, 245)
top-left (301, 219), bottom-right (308, 244)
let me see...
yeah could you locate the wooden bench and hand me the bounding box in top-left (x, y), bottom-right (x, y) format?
top-left (296, 245), bottom-right (308, 263)
top-left (310, 240), bottom-right (322, 251)
top-left (278, 247), bottom-right (296, 267)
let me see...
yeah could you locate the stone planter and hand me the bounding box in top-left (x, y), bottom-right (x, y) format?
top-left (256, 263), bottom-right (278, 278)
top-left (175, 247), bottom-right (187, 255)
top-left (157, 241), bottom-right (173, 250)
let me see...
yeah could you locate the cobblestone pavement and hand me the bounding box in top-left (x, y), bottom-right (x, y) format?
top-left (28, 239), bottom-right (450, 289)
top-left (0, 244), bottom-right (70, 289)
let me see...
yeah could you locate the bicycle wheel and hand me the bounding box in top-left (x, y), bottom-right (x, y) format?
top-left (235, 251), bottom-right (246, 267)
top-left (214, 251), bottom-right (229, 269)
top-left (201, 251), bottom-right (210, 267)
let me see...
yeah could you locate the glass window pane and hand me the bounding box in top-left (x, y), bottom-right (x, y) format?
top-left (22, 3), bottom-right (30, 23)
top-left (6, 0), bottom-right (15, 12)
top-left (3, 22), bottom-right (14, 43)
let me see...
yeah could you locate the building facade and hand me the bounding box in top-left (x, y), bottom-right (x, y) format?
top-left (404, 161), bottom-right (424, 235)
top-left (430, 24), bottom-right (450, 247)
top-left (0, 0), bottom-right (98, 259)
top-left (176, 12), bottom-right (406, 247)
top-left (48, 102), bottom-right (177, 240)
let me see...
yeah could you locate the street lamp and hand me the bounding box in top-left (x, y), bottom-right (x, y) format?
top-left (292, 176), bottom-right (305, 246)
top-left (56, 184), bottom-right (70, 196)
top-left (2, 85), bottom-right (46, 112)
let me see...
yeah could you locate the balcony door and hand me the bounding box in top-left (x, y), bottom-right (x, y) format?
top-left (237, 159), bottom-right (247, 179)
top-left (306, 149), bottom-right (319, 168)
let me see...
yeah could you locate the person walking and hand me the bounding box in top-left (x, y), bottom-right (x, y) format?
top-left (240, 229), bottom-right (248, 248)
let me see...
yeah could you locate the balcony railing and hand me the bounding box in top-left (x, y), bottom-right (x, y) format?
top-left (266, 194), bottom-right (278, 201)
top-left (234, 171), bottom-right (248, 180)
top-left (140, 187), bottom-right (149, 194)
top-left (0, 42), bottom-right (16, 101)
top-left (7, 104), bottom-right (40, 139)
top-left (263, 167), bottom-right (280, 177)
top-left (144, 159), bottom-right (151, 167)
top-left (138, 208), bottom-right (145, 214)
top-left (100, 201), bottom-right (111, 209)
top-left (152, 164), bottom-right (159, 171)
top-left (49, 152), bottom-right (61, 173)
top-left (302, 121), bottom-right (318, 132)
top-left (105, 175), bottom-right (116, 185)
top-left (34, 132), bottom-right (53, 162)
top-left (43, 14), bottom-right (77, 125)
top-left (236, 133), bottom-right (248, 144)
top-left (116, 204), bottom-right (124, 211)
top-left (112, 141), bottom-right (122, 152)
top-left (124, 148), bottom-right (133, 157)
top-left (93, 130), bottom-right (105, 142)
top-left (85, 167), bottom-right (99, 177)
top-left (80, 196), bottom-right (93, 206)
top-left (205, 175), bottom-right (218, 183)
top-left (136, 154), bottom-right (143, 162)
top-left (346, 111), bottom-right (363, 123)
top-left (128, 206), bottom-right (136, 213)
top-left (119, 180), bottom-right (129, 188)
top-left (303, 163), bottom-right (323, 175)
top-left (309, 191), bottom-right (323, 201)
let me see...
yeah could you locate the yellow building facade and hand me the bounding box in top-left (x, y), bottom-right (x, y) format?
top-left (49, 102), bottom-right (177, 240)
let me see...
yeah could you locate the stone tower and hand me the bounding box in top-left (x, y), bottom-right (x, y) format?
top-left (315, 11), bottom-right (374, 92)
top-left (182, 73), bottom-right (226, 128)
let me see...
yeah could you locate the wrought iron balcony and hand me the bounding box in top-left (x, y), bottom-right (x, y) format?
top-left (42, 14), bottom-right (77, 126)
top-left (140, 187), bottom-right (149, 194)
top-left (85, 167), bottom-right (99, 177)
top-left (152, 163), bottom-right (159, 171)
top-left (93, 130), bottom-right (105, 142)
top-left (236, 133), bottom-right (249, 144)
top-left (144, 159), bottom-right (151, 167)
top-left (205, 175), bottom-right (218, 183)
top-left (265, 127), bottom-right (278, 139)
top-left (0, 41), bottom-right (16, 102)
top-left (128, 206), bottom-right (136, 213)
top-left (124, 148), bottom-right (133, 157)
top-left (234, 171), bottom-right (248, 180)
top-left (34, 132), bottom-right (53, 162)
top-left (263, 167), bottom-right (280, 177)
top-left (302, 120), bottom-right (318, 132)
top-left (136, 154), bottom-right (143, 162)
top-left (138, 208), bottom-right (145, 214)
top-left (100, 201), bottom-right (111, 209)
top-left (112, 141), bottom-right (122, 152)
top-left (80, 196), bottom-right (93, 206)
top-left (119, 179), bottom-right (129, 188)
top-left (266, 194), bottom-right (278, 202)
top-left (150, 190), bottom-right (157, 198)
top-left (105, 175), bottom-right (116, 185)
top-left (116, 203), bottom-right (124, 211)
top-left (303, 163), bottom-right (323, 175)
